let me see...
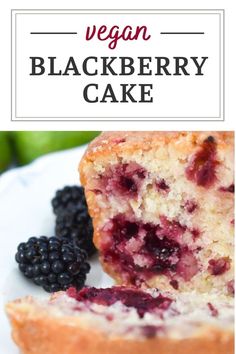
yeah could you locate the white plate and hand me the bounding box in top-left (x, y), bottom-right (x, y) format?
top-left (0, 146), bottom-right (113, 353)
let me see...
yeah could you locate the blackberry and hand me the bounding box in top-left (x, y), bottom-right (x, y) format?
top-left (55, 206), bottom-right (96, 256)
top-left (52, 186), bottom-right (96, 256)
top-left (52, 186), bottom-right (87, 215)
top-left (15, 236), bottom-right (90, 293)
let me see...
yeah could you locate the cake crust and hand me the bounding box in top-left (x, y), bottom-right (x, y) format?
top-left (6, 297), bottom-right (234, 354)
top-left (80, 131), bottom-right (233, 172)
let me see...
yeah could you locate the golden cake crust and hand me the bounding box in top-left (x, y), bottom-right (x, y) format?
top-left (6, 297), bottom-right (234, 354)
top-left (80, 131), bottom-right (233, 166)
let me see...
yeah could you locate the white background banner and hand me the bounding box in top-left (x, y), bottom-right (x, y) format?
top-left (12, 10), bottom-right (223, 120)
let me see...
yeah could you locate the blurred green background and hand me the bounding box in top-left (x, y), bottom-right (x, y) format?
top-left (0, 131), bottom-right (100, 173)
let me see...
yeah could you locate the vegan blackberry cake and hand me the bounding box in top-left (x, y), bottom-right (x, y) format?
top-left (80, 132), bottom-right (234, 294)
top-left (6, 286), bottom-right (234, 354)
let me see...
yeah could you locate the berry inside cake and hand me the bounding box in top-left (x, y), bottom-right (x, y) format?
top-left (80, 132), bottom-right (234, 294)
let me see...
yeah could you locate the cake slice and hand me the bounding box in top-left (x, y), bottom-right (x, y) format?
top-left (79, 132), bottom-right (234, 293)
top-left (6, 286), bottom-right (234, 354)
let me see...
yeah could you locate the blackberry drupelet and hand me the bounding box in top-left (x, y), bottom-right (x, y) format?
top-left (52, 186), bottom-right (96, 256)
top-left (52, 186), bottom-right (87, 215)
top-left (15, 236), bottom-right (90, 293)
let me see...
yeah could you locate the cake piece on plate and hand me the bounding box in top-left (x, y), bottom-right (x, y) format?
top-left (6, 286), bottom-right (234, 354)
